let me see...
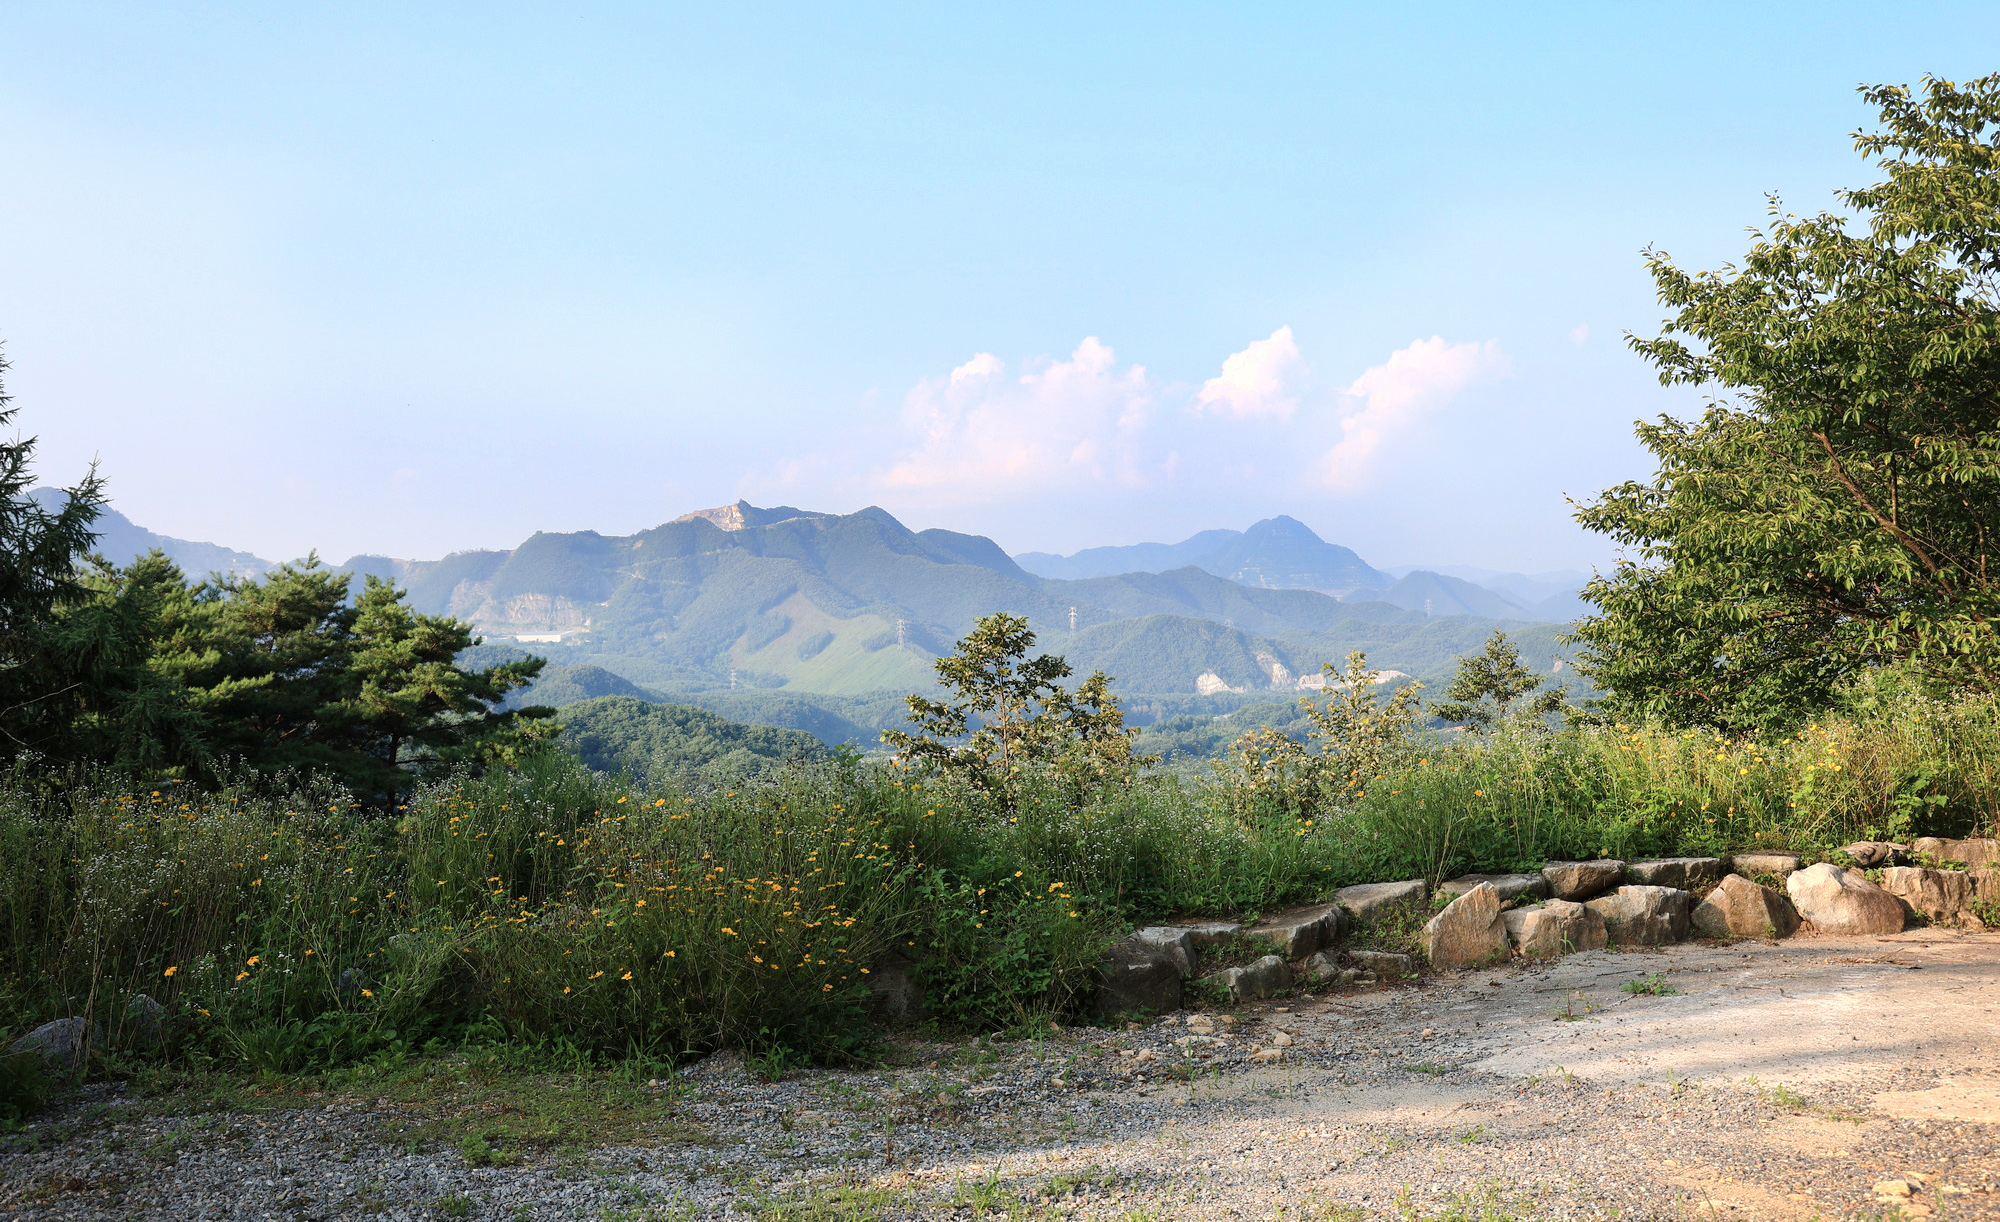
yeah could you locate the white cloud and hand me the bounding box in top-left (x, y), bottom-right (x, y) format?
top-left (1321, 336), bottom-right (1508, 490)
top-left (1570, 323), bottom-right (1590, 346)
top-left (877, 337), bottom-right (1154, 496)
top-left (1195, 325), bottom-right (1302, 420)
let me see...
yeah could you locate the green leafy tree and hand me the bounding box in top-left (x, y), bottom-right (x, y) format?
top-left (1574, 75), bottom-right (2000, 728)
top-left (1217, 651), bottom-right (1424, 816)
top-left (882, 612), bottom-right (1151, 800)
top-left (1431, 631), bottom-right (1564, 731)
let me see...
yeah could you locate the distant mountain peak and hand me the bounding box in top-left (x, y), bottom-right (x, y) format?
top-left (668, 500), bottom-right (834, 531)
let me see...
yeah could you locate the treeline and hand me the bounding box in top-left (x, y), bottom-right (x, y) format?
top-left (0, 369), bottom-right (546, 798)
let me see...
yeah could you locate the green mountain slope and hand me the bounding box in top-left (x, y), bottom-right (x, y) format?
top-left (321, 502), bottom-right (1578, 699)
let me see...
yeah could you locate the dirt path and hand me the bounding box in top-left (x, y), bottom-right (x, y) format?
top-left (5, 930), bottom-right (1998, 1220)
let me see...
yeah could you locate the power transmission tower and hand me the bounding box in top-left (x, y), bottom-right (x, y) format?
top-left (1068, 605), bottom-right (1077, 632)
top-left (896, 618), bottom-right (907, 648)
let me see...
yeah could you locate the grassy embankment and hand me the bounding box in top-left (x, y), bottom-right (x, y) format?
top-left (2, 687), bottom-right (1996, 1101)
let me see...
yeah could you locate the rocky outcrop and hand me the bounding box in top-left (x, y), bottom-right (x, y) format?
top-left (1691, 874), bottom-right (1800, 939)
top-left (1423, 883), bottom-right (1507, 969)
top-left (1625, 858), bottom-right (1725, 888)
top-left (1335, 880), bottom-right (1428, 923)
top-left (1585, 885), bottom-right (1692, 946)
top-left (1879, 867), bottom-right (1974, 926)
top-left (1246, 903), bottom-right (1348, 960)
top-left (1786, 863), bottom-right (1906, 935)
top-left (1440, 873), bottom-right (1552, 903)
top-left (1540, 860), bottom-right (1624, 901)
top-left (1502, 899), bottom-right (1607, 957)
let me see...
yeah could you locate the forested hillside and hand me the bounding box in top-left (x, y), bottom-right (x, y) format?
top-left (332, 501), bottom-right (1577, 700)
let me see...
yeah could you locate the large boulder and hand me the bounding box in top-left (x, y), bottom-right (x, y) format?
top-left (1423, 882), bottom-right (1507, 969)
top-left (1840, 841), bottom-right (1908, 868)
top-left (1625, 858), bottom-right (1725, 888)
top-left (10, 1017), bottom-right (93, 1075)
top-left (1502, 899), bottom-right (1606, 957)
top-left (1691, 874), bottom-right (1800, 939)
top-left (1585, 885), bottom-right (1693, 946)
top-left (1335, 880), bottom-right (1428, 923)
top-left (1911, 837), bottom-right (2000, 868)
top-left (1786, 863), bottom-right (1906, 935)
top-left (1729, 852), bottom-right (1803, 877)
top-left (1095, 940), bottom-right (1183, 1018)
top-left (1878, 867), bottom-right (1973, 926)
top-left (1208, 954), bottom-right (1289, 1001)
top-left (1540, 860), bottom-right (1624, 901)
top-left (1440, 873), bottom-right (1551, 903)
top-left (1246, 903), bottom-right (1349, 960)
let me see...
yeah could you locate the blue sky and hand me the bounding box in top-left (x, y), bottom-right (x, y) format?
top-left (6, 3), bottom-right (1998, 572)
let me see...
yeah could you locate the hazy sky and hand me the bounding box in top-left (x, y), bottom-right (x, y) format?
top-left (7, 4), bottom-right (1998, 572)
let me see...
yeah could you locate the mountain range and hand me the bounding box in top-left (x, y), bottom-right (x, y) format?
top-left (52, 492), bottom-right (1592, 702)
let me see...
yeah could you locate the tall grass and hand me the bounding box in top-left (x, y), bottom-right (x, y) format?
top-left (2, 686), bottom-right (1996, 1079)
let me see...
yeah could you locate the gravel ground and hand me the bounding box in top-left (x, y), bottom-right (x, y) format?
top-left (4, 928), bottom-right (1998, 1221)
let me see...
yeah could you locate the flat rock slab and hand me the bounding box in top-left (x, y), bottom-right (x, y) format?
top-left (1540, 859), bottom-right (1624, 901)
top-left (1439, 872), bottom-right (1551, 903)
top-left (1245, 902), bottom-right (1348, 960)
top-left (1168, 920), bottom-right (1244, 947)
top-left (1912, 837), bottom-right (2000, 868)
top-left (1841, 840), bottom-right (1908, 867)
top-left (1624, 857), bottom-right (1724, 888)
top-left (1729, 851), bottom-right (1803, 876)
top-left (1335, 879), bottom-right (1427, 923)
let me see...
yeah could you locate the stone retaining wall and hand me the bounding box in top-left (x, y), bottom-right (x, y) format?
top-left (1093, 839), bottom-right (2000, 1016)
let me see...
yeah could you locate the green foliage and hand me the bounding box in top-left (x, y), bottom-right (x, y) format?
top-left (1431, 631), bottom-right (1565, 731)
top-left (84, 555), bottom-right (551, 796)
top-left (1213, 651), bottom-right (1426, 819)
top-left (0, 1048), bottom-right (49, 1122)
top-left (1621, 973), bottom-right (1677, 996)
top-left (0, 355), bottom-right (144, 768)
top-left (556, 695), bottom-right (829, 779)
top-left (1575, 75), bottom-right (2000, 729)
top-left (883, 613), bottom-right (1154, 802)
top-left (5, 651), bottom-right (1995, 1082)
